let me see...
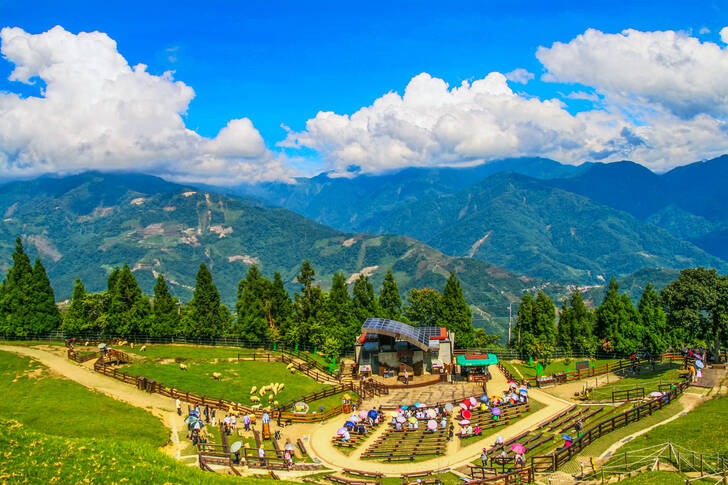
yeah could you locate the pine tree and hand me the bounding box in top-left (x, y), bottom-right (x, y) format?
top-left (0, 238), bottom-right (34, 336)
top-left (29, 259), bottom-right (61, 333)
top-left (352, 274), bottom-right (378, 322)
top-left (533, 291), bottom-right (556, 344)
top-left (182, 263), bottom-right (229, 338)
top-left (404, 288), bottom-right (443, 327)
top-left (557, 297), bottom-right (573, 351)
top-left (150, 274), bottom-right (179, 337)
top-left (62, 278), bottom-right (87, 334)
top-left (638, 283), bottom-right (668, 354)
top-left (290, 261), bottom-right (326, 346)
top-left (107, 266), bottom-right (121, 293)
top-left (268, 272), bottom-right (293, 340)
top-left (324, 272), bottom-right (356, 352)
top-left (595, 277), bottom-right (621, 348)
top-left (107, 264), bottom-right (152, 336)
top-left (441, 273), bottom-right (474, 347)
top-left (235, 265), bottom-right (269, 343)
top-left (569, 291), bottom-right (595, 353)
top-left (515, 293), bottom-right (535, 347)
top-left (379, 269), bottom-right (403, 321)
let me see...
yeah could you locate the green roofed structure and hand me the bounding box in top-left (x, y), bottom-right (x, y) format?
top-left (455, 354), bottom-right (498, 383)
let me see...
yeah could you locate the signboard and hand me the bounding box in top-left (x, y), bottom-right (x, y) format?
top-left (576, 360), bottom-right (590, 371)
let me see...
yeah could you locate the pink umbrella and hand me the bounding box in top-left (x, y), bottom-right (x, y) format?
top-left (459, 419), bottom-right (470, 425)
top-left (396, 416), bottom-right (406, 423)
top-left (459, 402), bottom-right (468, 410)
top-left (469, 397), bottom-right (478, 406)
top-left (416, 403), bottom-right (427, 408)
top-left (511, 443), bottom-right (526, 454)
top-left (491, 407), bottom-right (501, 416)
top-left (358, 410), bottom-right (367, 420)
top-left (461, 409), bottom-right (472, 420)
top-left (337, 427), bottom-right (347, 435)
top-left (427, 419), bottom-right (437, 430)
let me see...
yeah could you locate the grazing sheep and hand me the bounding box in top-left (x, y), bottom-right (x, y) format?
top-left (279, 383), bottom-right (285, 390)
top-left (212, 372), bottom-right (222, 380)
top-left (130, 342), bottom-right (134, 348)
top-left (250, 396), bottom-right (260, 403)
top-left (84, 341), bottom-right (89, 346)
top-left (140, 345), bottom-right (147, 352)
top-left (263, 406), bottom-right (271, 412)
top-left (179, 363), bottom-right (187, 371)
top-left (273, 400), bottom-right (279, 407)
top-left (259, 388), bottom-right (267, 397)
top-left (290, 368), bottom-right (296, 374)
top-left (251, 404), bottom-right (261, 410)
top-left (250, 386), bottom-right (257, 394)
top-left (267, 394), bottom-right (274, 402)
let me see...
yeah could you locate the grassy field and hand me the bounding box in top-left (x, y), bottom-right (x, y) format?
top-left (121, 343), bottom-right (257, 360)
top-left (122, 358), bottom-right (329, 407)
top-left (501, 358), bottom-right (620, 379)
top-left (0, 349), bottom-right (278, 484)
top-left (0, 350), bottom-right (167, 446)
top-left (617, 394), bottom-right (728, 453)
top-left (590, 362), bottom-right (683, 401)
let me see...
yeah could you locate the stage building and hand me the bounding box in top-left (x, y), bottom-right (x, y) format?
top-left (354, 318), bottom-right (454, 378)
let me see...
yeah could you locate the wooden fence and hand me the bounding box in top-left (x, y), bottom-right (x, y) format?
top-left (465, 466), bottom-right (534, 484)
top-left (67, 349), bottom-right (98, 363)
top-left (240, 351), bottom-right (339, 384)
top-left (530, 374), bottom-right (691, 472)
top-left (611, 387), bottom-right (645, 402)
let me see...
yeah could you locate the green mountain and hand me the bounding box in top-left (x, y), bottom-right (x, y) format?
top-left (582, 267), bottom-right (682, 307)
top-left (0, 172), bottom-right (550, 336)
top-left (369, 172), bottom-right (727, 284)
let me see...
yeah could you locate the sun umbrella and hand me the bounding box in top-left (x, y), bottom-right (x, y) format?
top-left (511, 443), bottom-right (525, 454)
top-left (97, 343), bottom-right (107, 349)
top-left (480, 394), bottom-right (488, 403)
top-left (408, 416), bottom-right (417, 424)
top-left (519, 389), bottom-right (528, 395)
top-left (396, 407), bottom-right (403, 413)
top-left (350, 415), bottom-right (359, 423)
top-left (337, 427), bottom-right (347, 435)
top-left (184, 416), bottom-right (199, 424)
top-left (397, 416), bottom-right (406, 423)
top-left (390, 411), bottom-right (399, 417)
top-left (459, 402), bottom-right (468, 410)
top-left (426, 409), bottom-right (437, 419)
top-left (230, 441), bottom-right (243, 453)
top-left (444, 403), bottom-right (454, 412)
top-left (358, 410), bottom-right (368, 420)
top-left (368, 410), bottom-right (378, 420)
top-left (284, 443), bottom-right (297, 451)
top-left (469, 397), bottom-right (478, 406)
top-left (461, 409), bottom-right (472, 420)
top-left (459, 419), bottom-right (470, 425)
top-left (508, 380), bottom-right (517, 387)
top-left (427, 419), bottom-right (437, 430)
top-left (342, 393), bottom-right (351, 400)
top-left (562, 434), bottom-right (573, 441)
top-left (417, 403), bottom-right (427, 408)
top-left (414, 402), bottom-right (422, 407)
top-left (695, 360), bottom-right (705, 369)
top-left (491, 407), bottom-right (501, 416)
top-left (345, 421), bottom-right (354, 428)
top-left (649, 391), bottom-right (663, 397)
top-left (462, 398), bottom-right (471, 408)
top-left (496, 435), bottom-right (504, 444)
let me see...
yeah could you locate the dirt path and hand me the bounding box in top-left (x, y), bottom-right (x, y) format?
top-left (0, 344), bottom-right (187, 459)
top-left (306, 365), bottom-right (573, 476)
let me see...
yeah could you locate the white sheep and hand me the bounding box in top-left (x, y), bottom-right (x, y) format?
top-left (251, 404), bottom-right (261, 410)
top-left (290, 368), bottom-right (296, 374)
top-left (212, 372), bottom-right (222, 380)
top-left (273, 400), bottom-right (279, 407)
top-left (259, 388), bottom-right (267, 397)
top-left (179, 363), bottom-right (188, 371)
top-left (250, 396), bottom-right (261, 403)
top-left (130, 342), bottom-right (134, 348)
top-left (279, 383), bottom-right (285, 390)
top-left (250, 386), bottom-right (257, 394)
top-left (140, 345), bottom-right (147, 352)
top-left (267, 394), bottom-right (274, 402)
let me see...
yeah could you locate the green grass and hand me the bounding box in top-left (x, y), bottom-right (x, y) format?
top-left (0, 420), bottom-right (279, 485)
top-left (121, 343), bottom-right (258, 360)
top-left (618, 394), bottom-right (728, 453)
top-left (614, 471), bottom-right (706, 485)
top-left (502, 358), bottom-right (620, 379)
top-left (0, 340), bottom-right (64, 347)
top-left (121, 358), bottom-right (329, 407)
top-left (0, 350), bottom-right (167, 446)
top-left (307, 391), bottom-right (360, 412)
top-left (342, 470), bottom-right (464, 485)
top-left (591, 362), bottom-right (683, 401)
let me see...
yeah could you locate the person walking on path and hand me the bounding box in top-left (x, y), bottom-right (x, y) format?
top-left (480, 449), bottom-right (488, 467)
top-left (176, 398), bottom-right (181, 416)
top-left (258, 446), bottom-right (266, 467)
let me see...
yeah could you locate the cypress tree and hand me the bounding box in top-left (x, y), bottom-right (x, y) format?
top-left (1, 238), bottom-right (34, 336)
top-left (107, 264), bottom-right (151, 336)
top-left (352, 274), bottom-right (378, 321)
top-left (379, 269), bottom-right (403, 321)
top-left (62, 278), bottom-right (87, 334)
top-left (236, 265), bottom-right (269, 343)
top-left (595, 277), bottom-right (621, 347)
top-left (516, 293), bottom-right (535, 347)
top-left (441, 273), bottom-right (474, 348)
top-left (639, 283), bottom-right (668, 354)
top-left (107, 266), bottom-right (121, 293)
top-left (183, 263), bottom-right (229, 338)
top-left (291, 261), bottom-right (326, 346)
top-left (557, 297), bottom-right (573, 351)
top-left (533, 291), bottom-right (556, 345)
top-left (570, 291), bottom-right (595, 353)
top-left (151, 274), bottom-right (179, 337)
top-left (325, 272), bottom-right (356, 348)
top-left (269, 272), bottom-right (293, 335)
top-left (30, 259), bottom-right (61, 333)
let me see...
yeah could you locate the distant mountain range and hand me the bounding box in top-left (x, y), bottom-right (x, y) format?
top-left (227, 155), bottom-right (728, 284)
top-left (0, 172), bottom-right (548, 336)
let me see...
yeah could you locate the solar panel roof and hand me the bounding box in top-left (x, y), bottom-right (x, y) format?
top-left (361, 318), bottom-right (444, 351)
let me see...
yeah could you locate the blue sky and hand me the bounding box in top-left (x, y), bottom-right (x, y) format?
top-left (1, 1), bottom-right (727, 182)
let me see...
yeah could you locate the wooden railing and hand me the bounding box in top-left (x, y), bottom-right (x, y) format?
top-left (240, 351), bottom-right (338, 384)
top-left (611, 387), bottom-right (645, 402)
top-left (530, 374), bottom-right (691, 472)
top-left (466, 466), bottom-right (534, 484)
top-left (67, 349), bottom-right (98, 363)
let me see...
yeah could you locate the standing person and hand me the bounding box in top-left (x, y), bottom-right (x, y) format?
top-left (211, 408), bottom-right (217, 427)
top-left (274, 429), bottom-right (281, 440)
top-left (448, 423), bottom-right (454, 441)
top-left (176, 398), bottom-right (182, 416)
top-left (404, 369), bottom-right (409, 385)
top-left (204, 405), bottom-right (210, 423)
top-left (258, 446), bottom-right (266, 467)
top-left (480, 448), bottom-right (488, 467)
top-left (243, 414), bottom-right (251, 432)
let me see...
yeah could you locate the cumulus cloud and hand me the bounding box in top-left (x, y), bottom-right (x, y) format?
top-left (536, 28), bottom-right (728, 119)
top-left (721, 26), bottom-right (728, 44)
top-left (0, 26), bottom-right (292, 185)
top-left (504, 68), bottom-right (534, 84)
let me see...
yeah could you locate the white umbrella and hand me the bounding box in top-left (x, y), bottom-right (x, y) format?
top-left (649, 391), bottom-right (663, 397)
top-left (284, 443), bottom-right (297, 451)
top-left (426, 409), bottom-right (437, 419)
top-left (397, 416), bottom-right (406, 423)
top-left (230, 441), bottom-right (243, 453)
top-left (97, 343), bottom-right (107, 349)
top-left (444, 403), bottom-right (454, 412)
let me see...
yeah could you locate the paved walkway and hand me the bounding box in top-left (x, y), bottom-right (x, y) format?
top-left (307, 365), bottom-right (573, 476)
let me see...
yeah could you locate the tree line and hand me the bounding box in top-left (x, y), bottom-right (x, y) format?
top-left (0, 238), bottom-right (488, 356)
top-left (515, 269), bottom-right (728, 362)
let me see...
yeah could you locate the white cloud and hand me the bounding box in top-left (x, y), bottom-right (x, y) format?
top-left (721, 26), bottom-right (728, 44)
top-left (505, 68), bottom-right (534, 84)
top-left (0, 26), bottom-right (292, 185)
top-left (699, 27), bottom-right (710, 35)
top-left (536, 28), bottom-right (728, 119)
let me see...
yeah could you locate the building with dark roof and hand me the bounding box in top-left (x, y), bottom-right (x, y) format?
top-left (354, 318), bottom-right (454, 378)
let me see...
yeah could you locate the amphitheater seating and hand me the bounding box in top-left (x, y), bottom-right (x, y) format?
top-left (359, 416), bottom-right (450, 462)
